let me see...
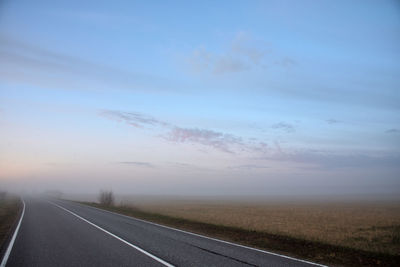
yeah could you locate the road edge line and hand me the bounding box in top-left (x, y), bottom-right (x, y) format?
top-left (0, 198), bottom-right (26, 267)
top-left (50, 202), bottom-right (174, 267)
top-left (76, 201), bottom-right (328, 267)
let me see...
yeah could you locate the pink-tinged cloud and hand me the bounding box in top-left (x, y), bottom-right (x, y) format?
top-left (101, 109), bottom-right (268, 154)
top-left (102, 109), bottom-right (399, 170)
top-left (101, 110), bottom-right (400, 171)
top-left (166, 127), bottom-right (244, 153)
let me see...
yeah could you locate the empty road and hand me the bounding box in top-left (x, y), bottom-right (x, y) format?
top-left (3, 199), bottom-right (326, 267)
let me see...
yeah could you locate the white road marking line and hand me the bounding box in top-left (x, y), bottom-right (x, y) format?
top-left (1, 199), bottom-right (25, 267)
top-left (50, 202), bottom-right (174, 267)
top-left (79, 202), bottom-right (328, 267)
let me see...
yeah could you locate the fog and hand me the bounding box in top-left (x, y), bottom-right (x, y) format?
top-left (1, 0), bottom-right (399, 202)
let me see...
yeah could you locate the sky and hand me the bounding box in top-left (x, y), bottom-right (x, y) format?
top-left (0, 0), bottom-right (399, 197)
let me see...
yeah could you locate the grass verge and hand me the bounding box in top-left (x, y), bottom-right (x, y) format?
top-left (80, 202), bottom-right (400, 267)
top-left (0, 196), bottom-right (22, 259)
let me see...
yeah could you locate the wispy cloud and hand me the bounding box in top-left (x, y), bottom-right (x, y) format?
top-left (166, 162), bottom-right (212, 171)
top-left (385, 128), bottom-right (400, 134)
top-left (188, 46), bottom-right (250, 74)
top-left (0, 35), bottom-right (171, 92)
top-left (116, 161), bottom-right (155, 168)
top-left (213, 56), bottom-right (249, 74)
top-left (100, 110), bottom-right (169, 128)
top-left (274, 57), bottom-right (296, 68)
top-left (229, 164), bottom-right (269, 170)
top-left (260, 149), bottom-right (400, 170)
top-left (187, 31), bottom-right (297, 75)
top-left (271, 122), bottom-right (295, 133)
top-left (101, 109), bottom-right (400, 172)
top-left (187, 32), bottom-right (267, 75)
top-left (187, 47), bottom-right (212, 73)
top-left (165, 127), bottom-right (244, 153)
top-left (231, 32), bottom-right (266, 65)
top-left (326, 119), bottom-right (341, 124)
top-left (101, 109), bottom-right (267, 154)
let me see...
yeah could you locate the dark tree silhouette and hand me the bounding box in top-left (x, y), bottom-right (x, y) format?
top-left (98, 190), bottom-right (114, 206)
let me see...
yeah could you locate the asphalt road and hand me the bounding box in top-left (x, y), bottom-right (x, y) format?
top-left (4, 199), bottom-right (326, 267)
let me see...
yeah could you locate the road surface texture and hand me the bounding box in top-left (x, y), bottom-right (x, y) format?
top-left (4, 198), bottom-right (326, 267)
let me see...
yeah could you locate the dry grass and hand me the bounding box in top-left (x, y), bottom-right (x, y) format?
top-left (0, 195), bottom-right (20, 254)
top-left (84, 199), bottom-right (400, 266)
top-left (130, 200), bottom-right (400, 256)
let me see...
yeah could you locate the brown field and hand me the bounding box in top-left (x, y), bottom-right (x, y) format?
top-left (128, 200), bottom-right (400, 256)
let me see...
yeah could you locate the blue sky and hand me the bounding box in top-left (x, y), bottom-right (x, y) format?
top-left (1, 0), bottom-right (399, 196)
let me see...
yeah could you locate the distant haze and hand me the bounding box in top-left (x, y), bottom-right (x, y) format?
top-left (1, 0), bottom-right (399, 199)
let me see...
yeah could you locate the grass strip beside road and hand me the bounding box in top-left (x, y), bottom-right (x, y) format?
top-left (79, 202), bottom-right (399, 267)
top-left (0, 196), bottom-right (22, 259)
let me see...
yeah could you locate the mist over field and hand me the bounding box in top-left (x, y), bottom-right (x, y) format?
top-left (1, 0), bottom-right (399, 201)
top-left (1, 2), bottom-right (400, 266)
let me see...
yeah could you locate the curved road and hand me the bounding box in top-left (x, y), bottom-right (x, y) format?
top-left (4, 199), bottom-right (326, 267)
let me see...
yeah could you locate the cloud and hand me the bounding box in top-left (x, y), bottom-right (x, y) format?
top-left (165, 127), bottom-right (244, 153)
top-left (166, 162), bottom-right (211, 171)
top-left (187, 31), bottom-right (298, 75)
top-left (385, 128), bottom-right (400, 134)
top-left (100, 110), bottom-right (169, 128)
top-left (187, 32), bottom-right (267, 75)
top-left (229, 164), bottom-right (269, 170)
top-left (187, 47), bottom-right (212, 72)
top-left (102, 109), bottom-right (399, 172)
top-left (0, 35), bottom-right (171, 92)
top-left (101, 109), bottom-right (269, 154)
top-left (326, 119), bottom-right (340, 124)
top-left (213, 56), bottom-right (249, 74)
top-left (116, 161), bottom-right (155, 168)
top-left (188, 47), bottom-right (249, 74)
top-left (259, 73), bottom-right (400, 111)
top-left (162, 126), bottom-right (270, 155)
top-left (168, 162), bottom-right (196, 168)
top-left (271, 122), bottom-right (295, 133)
top-left (274, 57), bottom-right (296, 68)
top-left (231, 32), bottom-right (265, 65)
top-left (260, 148), bottom-right (400, 170)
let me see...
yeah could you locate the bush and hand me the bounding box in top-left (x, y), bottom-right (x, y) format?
top-left (98, 190), bottom-right (114, 206)
top-left (0, 191), bottom-right (7, 201)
